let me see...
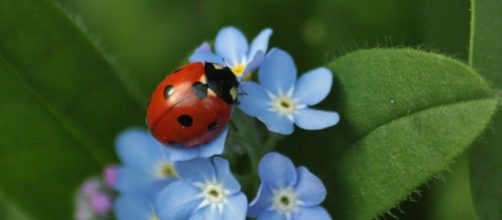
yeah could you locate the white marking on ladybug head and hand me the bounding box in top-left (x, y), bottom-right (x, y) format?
top-left (208, 88), bottom-right (217, 97)
top-left (213, 64), bottom-right (224, 70)
top-left (230, 87), bottom-right (238, 101)
top-left (199, 75), bottom-right (207, 84)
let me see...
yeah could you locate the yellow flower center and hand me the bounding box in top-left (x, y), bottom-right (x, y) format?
top-left (150, 216), bottom-right (160, 220)
top-left (231, 65), bottom-right (246, 77)
top-left (231, 64), bottom-right (253, 80)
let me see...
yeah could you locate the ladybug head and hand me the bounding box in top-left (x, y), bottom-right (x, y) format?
top-left (203, 62), bottom-right (240, 105)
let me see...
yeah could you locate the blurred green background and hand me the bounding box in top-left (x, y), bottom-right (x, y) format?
top-left (58, 0), bottom-right (471, 102)
top-left (1, 0), bottom-right (481, 219)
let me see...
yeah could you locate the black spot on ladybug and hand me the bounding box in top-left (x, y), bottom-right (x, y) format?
top-left (208, 122), bottom-right (219, 131)
top-left (204, 62), bottom-right (239, 105)
top-left (177, 114), bottom-right (193, 127)
top-left (163, 85), bottom-right (174, 99)
top-left (192, 82), bottom-right (208, 99)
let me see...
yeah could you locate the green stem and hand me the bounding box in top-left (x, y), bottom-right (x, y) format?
top-left (242, 142), bottom-right (259, 176)
top-left (259, 133), bottom-right (284, 158)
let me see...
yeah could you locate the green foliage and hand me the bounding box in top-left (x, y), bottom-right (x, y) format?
top-left (0, 0), bottom-right (144, 218)
top-left (0, 195), bottom-right (31, 220)
top-left (428, 155), bottom-right (476, 220)
top-left (283, 49), bottom-right (496, 219)
top-left (469, 0), bottom-right (502, 219)
top-left (328, 49), bottom-right (496, 220)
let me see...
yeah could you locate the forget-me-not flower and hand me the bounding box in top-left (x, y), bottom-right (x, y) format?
top-left (156, 157), bottom-right (247, 220)
top-left (116, 128), bottom-right (229, 196)
top-left (115, 129), bottom-right (180, 197)
top-left (114, 193), bottom-right (159, 220)
top-left (238, 48), bottom-right (340, 135)
top-left (248, 152), bottom-right (331, 220)
top-left (189, 26), bottom-right (273, 80)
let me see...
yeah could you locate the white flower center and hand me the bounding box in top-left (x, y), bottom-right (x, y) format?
top-left (268, 87), bottom-right (304, 120)
top-left (195, 179), bottom-right (230, 213)
top-left (154, 161), bottom-right (177, 179)
top-left (272, 187), bottom-right (298, 214)
top-left (272, 96), bottom-right (297, 115)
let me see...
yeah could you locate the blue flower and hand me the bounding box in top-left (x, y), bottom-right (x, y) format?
top-left (189, 26), bottom-right (273, 80)
top-left (114, 193), bottom-right (159, 220)
top-left (156, 157), bottom-right (247, 220)
top-left (115, 129), bottom-right (179, 196)
top-left (248, 152), bottom-right (331, 220)
top-left (115, 128), bottom-right (228, 196)
top-left (238, 48), bottom-right (340, 135)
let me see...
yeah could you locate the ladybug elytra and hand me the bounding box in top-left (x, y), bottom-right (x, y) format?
top-left (146, 62), bottom-right (239, 147)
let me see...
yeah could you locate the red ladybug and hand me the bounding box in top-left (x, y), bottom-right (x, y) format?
top-left (146, 62), bottom-right (239, 147)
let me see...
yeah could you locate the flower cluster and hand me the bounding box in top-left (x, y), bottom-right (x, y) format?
top-left (113, 128), bottom-right (330, 220)
top-left (96, 26), bottom-right (337, 220)
top-left (181, 26), bottom-right (339, 157)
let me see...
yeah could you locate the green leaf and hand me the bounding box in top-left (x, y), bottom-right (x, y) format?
top-left (282, 48), bottom-right (496, 220)
top-left (328, 49), bottom-right (496, 219)
top-left (468, 0), bottom-right (502, 219)
top-left (0, 0), bottom-right (144, 218)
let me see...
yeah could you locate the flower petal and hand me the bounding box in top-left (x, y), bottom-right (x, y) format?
top-left (294, 67), bottom-right (333, 106)
top-left (164, 127), bottom-right (228, 161)
top-left (175, 157), bottom-right (215, 184)
top-left (248, 28), bottom-right (273, 60)
top-left (258, 152), bottom-right (297, 189)
top-left (257, 111), bottom-right (294, 135)
top-left (241, 50), bottom-right (264, 78)
top-left (194, 42), bottom-right (211, 53)
top-left (199, 127), bottom-right (228, 157)
top-left (222, 193), bottom-right (248, 220)
top-left (248, 184), bottom-right (274, 217)
top-left (215, 26), bottom-right (248, 66)
top-left (213, 157), bottom-right (241, 193)
top-left (189, 51), bottom-right (224, 65)
top-left (116, 167), bottom-right (169, 198)
top-left (292, 206), bottom-right (331, 220)
top-left (116, 129), bottom-right (164, 172)
top-left (115, 167), bottom-right (152, 194)
top-left (189, 205), bottom-right (221, 220)
top-left (238, 82), bottom-right (270, 117)
top-left (294, 167), bottom-right (326, 206)
top-left (258, 211), bottom-right (287, 220)
top-left (258, 48), bottom-right (297, 95)
top-left (156, 180), bottom-right (203, 220)
top-left (114, 193), bottom-right (156, 220)
top-left (293, 108), bottom-right (339, 130)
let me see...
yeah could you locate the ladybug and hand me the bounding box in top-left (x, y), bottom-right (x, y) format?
top-left (146, 62), bottom-right (239, 147)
